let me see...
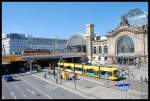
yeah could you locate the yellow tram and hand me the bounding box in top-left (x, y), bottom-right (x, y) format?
top-left (58, 62), bottom-right (119, 81)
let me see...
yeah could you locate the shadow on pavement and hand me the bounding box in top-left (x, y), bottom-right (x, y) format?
top-left (12, 79), bottom-right (21, 82)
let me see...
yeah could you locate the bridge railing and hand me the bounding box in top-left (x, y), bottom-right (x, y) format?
top-left (2, 51), bottom-right (87, 62)
top-left (22, 51), bottom-right (86, 59)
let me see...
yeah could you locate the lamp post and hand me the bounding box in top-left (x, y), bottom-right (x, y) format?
top-left (106, 72), bottom-right (108, 88)
top-left (99, 66), bottom-right (100, 78)
top-left (74, 63), bottom-right (76, 90)
top-left (140, 76), bottom-right (143, 97)
top-left (29, 60), bottom-right (32, 74)
top-left (126, 86), bottom-right (128, 99)
top-left (72, 57), bottom-right (76, 91)
top-left (27, 35), bottom-right (33, 74)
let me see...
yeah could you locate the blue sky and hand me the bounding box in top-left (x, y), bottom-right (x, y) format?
top-left (2, 2), bottom-right (148, 39)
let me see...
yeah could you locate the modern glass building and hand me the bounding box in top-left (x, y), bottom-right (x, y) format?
top-left (2, 33), bottom-right (67, 55)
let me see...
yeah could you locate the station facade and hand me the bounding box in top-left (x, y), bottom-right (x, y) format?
top-left (67, 9), bottom-right (148, 65)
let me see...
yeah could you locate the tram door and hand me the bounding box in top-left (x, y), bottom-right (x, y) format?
top-left (94, 70), bottom-right (99, 77)
top-left (83, 69), bottom-right (87, 75)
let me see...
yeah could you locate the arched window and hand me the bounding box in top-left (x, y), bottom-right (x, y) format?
top-left (117, 36), bottom-right (134, 54)
top-left (93, 46), bottom-right (96, 54)
top-left (99, 46), bottom-right (102, 54)
top-left (104, 46), bottom-right (108, 54)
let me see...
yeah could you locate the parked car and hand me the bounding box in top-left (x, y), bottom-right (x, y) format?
top-left (4, 75), bottom-right (14, 82)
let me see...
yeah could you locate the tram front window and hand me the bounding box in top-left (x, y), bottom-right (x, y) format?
top-left (113, 70), bottom-right (118, 77)
top-left (106, 71), bottom-right (112, 76)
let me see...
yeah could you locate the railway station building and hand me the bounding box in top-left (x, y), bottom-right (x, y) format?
top-left (67, 9), bottom-right (148, 65)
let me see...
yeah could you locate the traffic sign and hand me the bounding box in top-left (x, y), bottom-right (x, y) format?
top-left (118, 86), bottom-right (129, 90)
top-left (115, 83), bottom-right (130, 90)
top-left (114, 83), bottom-right (130, 87)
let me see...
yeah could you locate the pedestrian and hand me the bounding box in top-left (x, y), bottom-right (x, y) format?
top-left (48, 72), bottom-right (50, 79)
top-left (137, 66), bottom-right (140, 69)
top-left (61, 74), bottom-right (63, 79)
top-left (56, 78), bottom-right (58, 83)
top-left (53, 69), bottom-right (55, 77)
top-left (44, 73), bottom-right (46, 79)
top-left (56, 74), bottom-right (58, 84)
top-left (50, 69), bottom-right (53, 75)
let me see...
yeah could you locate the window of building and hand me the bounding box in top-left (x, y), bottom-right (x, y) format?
top-left (99, 46), bottom-right (102, 54)
top-left (104, 46), bottom-right (108, 54)
top-left (117, 36), bottom-right (134, 54)
top-left (93, 46), bottom-right (96, 54)
top-left (99, 57), bottom-right (101, 60)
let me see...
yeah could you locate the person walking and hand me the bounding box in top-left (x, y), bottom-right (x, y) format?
top-left (55, 73), bottom-right (59, 84)
top-left (44, 73), bottom-right (46, 79)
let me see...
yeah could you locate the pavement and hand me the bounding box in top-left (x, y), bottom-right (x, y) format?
top-left (106, 64), bottom-right (148, 82)
top-left (32, 70), bottom-right (148, 99)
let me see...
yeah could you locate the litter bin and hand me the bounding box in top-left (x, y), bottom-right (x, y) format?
top-left (62, 71), bottom-right (68, 80)
top-left (64, 72), bottom-right (69, 80)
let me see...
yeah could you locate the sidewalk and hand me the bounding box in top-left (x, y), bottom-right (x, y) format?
top-left (110, 64), bottom-right (148, 82)
top-left (31, 71), bottom-right (148, 99)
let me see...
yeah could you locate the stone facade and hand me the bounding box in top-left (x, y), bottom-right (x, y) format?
top-left (84, 24), bottom-right (148, 65)
top-left (67, 9), bottom-right (148, 65)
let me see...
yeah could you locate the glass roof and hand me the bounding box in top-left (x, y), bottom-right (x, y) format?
top-left (121, 8), bottom-right (147, 26)
top-left (67, 34), bottom-right (86, 47)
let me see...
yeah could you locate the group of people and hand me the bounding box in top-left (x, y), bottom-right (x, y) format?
top-left (43, 63), bottom-right (63, 84)
top-left (44, 70), bottom-right (62, 84)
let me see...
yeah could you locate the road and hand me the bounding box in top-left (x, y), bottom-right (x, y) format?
top-left (2, 72), bottom-right (85, 99)
top-left (2, 69), bottom-right (148, 99)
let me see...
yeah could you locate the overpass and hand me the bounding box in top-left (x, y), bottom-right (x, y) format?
top-left (2, 52), bottom-right (87, 63)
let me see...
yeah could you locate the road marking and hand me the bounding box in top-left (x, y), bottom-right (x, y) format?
top-left (27, 89), bottom-right (36, 96)
top-left (31, 90), bottom-right (36, 95)
top-left (45, 85), bottom-right (58, 91)
top-left (22, 79), bottom-right (52, 99)
top-left (11, 92), bottom-right (16, 99)
top-left (32, 74), bottom-right (96, 99)
top-left (14, 85), bottom-right (26, 97)
top-left (27, 88), bottom-right (31, 92)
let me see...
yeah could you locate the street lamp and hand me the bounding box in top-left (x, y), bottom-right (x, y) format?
top-left (72, 56), bottom-right (76, 91)
top-left (106, 72), bottom-right (108, 88)
top-left (29, 59), bottom-right (32, 74)
top-left (140, 76), bottom-right (143, 97)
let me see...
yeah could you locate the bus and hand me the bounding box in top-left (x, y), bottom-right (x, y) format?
top-left (57, 62), bottom-right (119, 81)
